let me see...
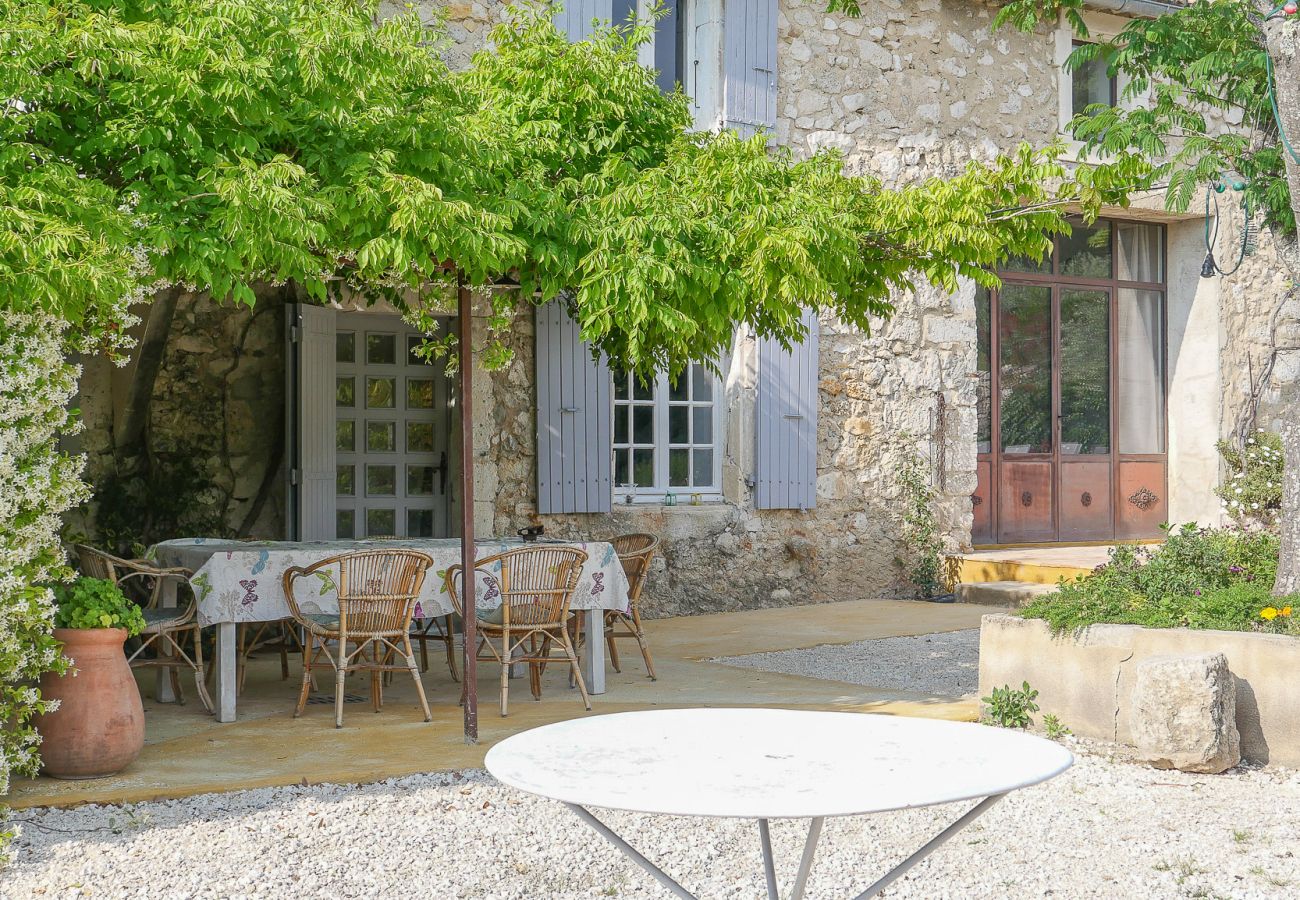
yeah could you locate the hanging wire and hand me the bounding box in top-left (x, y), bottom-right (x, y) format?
top-left (1203, 185), bottom-right (1255, 277)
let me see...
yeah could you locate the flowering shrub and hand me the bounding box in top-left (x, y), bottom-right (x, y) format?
top-left (1259, 604), bottom-right (1299, 635)
top-left (1021, 524), bottom-right (1299, 633)
top-left (0, 315), bottom-right (86, 856)
top-left (1216, 430), bottom-right (1283, 530)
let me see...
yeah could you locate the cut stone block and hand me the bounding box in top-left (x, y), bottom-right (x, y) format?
top-left (1129, 653), bottom-right (1241, 774)
top-left (955, 581), bottom-right (1056, 608)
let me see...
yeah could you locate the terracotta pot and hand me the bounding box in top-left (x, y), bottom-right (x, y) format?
top-left (35, 628), bottom-right (144, 780)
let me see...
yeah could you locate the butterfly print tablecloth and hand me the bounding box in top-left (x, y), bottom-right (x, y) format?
top-left (149, 538), bottom-right (631, 627)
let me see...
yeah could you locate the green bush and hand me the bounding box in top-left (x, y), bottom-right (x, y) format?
top-left (981, 681), bottom-right (1039, 729)
top-left (51, 577), bottom-right (146, 636)
top-left (1215, 431), bottom-right (1283, 530)
top-left (1020, 524), bottom-right (1297, 634)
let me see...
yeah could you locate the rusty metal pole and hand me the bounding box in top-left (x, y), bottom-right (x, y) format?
top-left (457, 272), bottom-right (478, 743)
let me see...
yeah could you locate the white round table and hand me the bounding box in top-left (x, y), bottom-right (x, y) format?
top-left (485, 708), bottom-right (1072, 900)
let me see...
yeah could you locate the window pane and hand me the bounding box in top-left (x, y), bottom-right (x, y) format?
top-left (1071, 42), bottom-right (1115, 116)
top-left (692, 364), bottom-right (712, 401)
top-left (614, 449), bottom-right (629, 486)
top-left (668, 448), bottom-right (689, 486)
top-left (633, 406), bottom-right (654, 444)
top-left (366, 421), bottom-right (395, 452)
top-left (336, 465), bottom-right (355, 496)
top-left (408, 422), bottom-right (435, 453)
top-left (668, 406), bottom-right (689, 444)
top-left (614, 407), bottom-right (629, 444)
top-left (692, 449), bottom-right (713, 487)
top-left (632, 377), bottom-right (653, 401)
top-left (407, 509), bottom-right (434, 538)
top-left (407, 379), bottom-right (434, 409)
top-left (693, 406), bottom-right (713, 445)
top-left (367, 333), bottom-right (397, 365)
top-left (999, 285), bottom-right (1053, 453)
top-left (407, 335), bottom-right (432, 366)
top-left (1060, 219), bottom-right (1112, 278)
top-left (366, 465), bottom-right (396, 496)
top-left (1059, 290), bottom-right (1111, 455)
top-left (366, 508), bottom-right (396, 537)
top-left (614, 372), bottom-right (630, 401)
top-left (668, 373), bottom-right (688, 402)
top-left (336, 332), bottom-right (355, 363)
top-left (367, 377), bottom-right (396, 409)
top-left (632, 448), bottom-right (654, 486)
top-left (337, 420), bottom-right (355, 452)
top-left (408, 465), bottom-right (436, 495)
top-left (336, 377), bottom-right (355, 408)
top-left (1119, 289), bottom-right (1165, 453)
top-left (975, 285), bottom-right (992, 453)
top-left (1003, 252), bottom-right (1051, 274)
top-left (336, 509), bottom-right (355, 539)
top-left (1116, 222), bottom-right (1163, 282)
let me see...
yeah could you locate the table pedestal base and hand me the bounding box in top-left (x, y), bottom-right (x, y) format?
top-left (565, 793), bottom-right (1006, 900)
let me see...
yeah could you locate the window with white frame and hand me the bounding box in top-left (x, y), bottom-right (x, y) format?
top-left (612, 363), bottom-right (721, 497)
top-left (1055, 10), bottom-right (1141, 139)
top-left (1069, 40), bottom-right (1117, 119)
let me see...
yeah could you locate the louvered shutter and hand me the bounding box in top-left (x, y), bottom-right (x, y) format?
top-left (293, 304), bottom-right (337, 539)
top-left (536, 302), bottom-right (613, 514)
top-left (756, 310), bottom-right (819, 510)
top-left (554, 0), bottom-right (619, 41)
top-left (723, 0), bottom-right (778, 137)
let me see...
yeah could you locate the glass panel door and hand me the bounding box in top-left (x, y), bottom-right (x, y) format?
top-left (997, 284), bottom-right (1054, 542)
top-left (1058, 288), bottom-right (1114, 541)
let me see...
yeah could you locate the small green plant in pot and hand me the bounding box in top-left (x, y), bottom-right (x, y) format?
top-left (35, 577), bottom-right (148, 779)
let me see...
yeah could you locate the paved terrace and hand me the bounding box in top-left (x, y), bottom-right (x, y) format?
top-left (9, 599), bottom-right (995, 810)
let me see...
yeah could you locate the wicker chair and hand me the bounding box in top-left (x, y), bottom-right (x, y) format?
top-left (413, 613), bottom-right (460, 681)
top-left (444, 545), bottom-right (590, 717)
top-left (282, 548), bottom-right (433, 728)
top-left (75, 545), bottom-right (213, 714)
top-left (604, 533), bottom-right (659, 680)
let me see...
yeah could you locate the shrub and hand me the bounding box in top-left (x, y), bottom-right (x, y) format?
top-left (893, 440), bottom-right (945, 598)
top-left (1215, 430), bottom-right (1283, 530)
top-left (51, 577), bottom-right (146, 636)
top-left (1020, 524), bottom-right (1296, 633)
top-left (982, 681), bottom-right (1039, 729)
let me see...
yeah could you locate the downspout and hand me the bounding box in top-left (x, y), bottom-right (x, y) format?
top-left (1083, 0), bottom-right (1182, 18)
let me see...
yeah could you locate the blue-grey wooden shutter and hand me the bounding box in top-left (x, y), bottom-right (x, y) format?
top-left (293, 304), bottom-right (337, 539)
top-left (536, 302), bottom-right (613, 514)
top-left (723, 0), bottom-right (778, 137)
top-left (756, 310), bottom-right (819, 510)
top-left (554, 0), bottom-right (619, 41)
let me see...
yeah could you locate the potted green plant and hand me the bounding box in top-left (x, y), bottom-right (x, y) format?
top-left (34, 576), bottom-right (148, 779)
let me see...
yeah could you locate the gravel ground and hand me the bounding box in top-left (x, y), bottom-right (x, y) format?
top-left (711, 628), bottom-right (980, 697)
top-left (6, 741), bottom-right (1300, 899)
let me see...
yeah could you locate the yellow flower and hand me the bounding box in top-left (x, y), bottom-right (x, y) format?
top-left (1283, 607), bottom-right (1294, 617)
top-left (1261, 607), bottom-right (1279, 621)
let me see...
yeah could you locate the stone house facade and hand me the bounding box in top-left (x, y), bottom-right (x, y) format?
top-left (74, 0), bottom-right (1289, 617)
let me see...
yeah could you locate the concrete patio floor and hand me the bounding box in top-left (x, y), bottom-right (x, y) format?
top-left (7, 599), bottom-right (997, 810)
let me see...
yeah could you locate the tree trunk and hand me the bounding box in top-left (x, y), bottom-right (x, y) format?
top-left (114, 286), bottom-right (182, 478)
top-left (1262, 15), bottom-right (1300, 595)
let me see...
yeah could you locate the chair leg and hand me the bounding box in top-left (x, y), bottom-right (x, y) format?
top-left (191, 625), bottom-right (214, 714)
top-left (279, 624), bottom-right (291, 681)
top-left (418, 625), bottom-right (430, 673)
top-left (607, 626), bottom-right (622, 674)
top-left (405, 636), bottom-right (432, 723)
top-left (370, 641), bottom-right (383, 714)
top-left (444, 616), bottom-right (460, 683)
top-left (633, 617), bottom-right (657, 681)
top-left (294, 635), bottom-right (314, 718)
top-left (559, 629), bottom-right (591, 711)
top-left (334, 639), bottom-right (348, 728)
top-left (168, 639), bottom-right (185, 706)
top-left (499, 628), bottom-right (511, 718)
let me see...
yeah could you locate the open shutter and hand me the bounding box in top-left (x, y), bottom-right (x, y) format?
top-left (294, 304), bottom-right (337, 539)
top-left (756, 310), bottom-right (819, 510)
top-left (536, 302), bottom-right (613, 514)
top-left (554, 0), bottom-right (621, 42)
top-left (723, 0), bottom-right (778, 137)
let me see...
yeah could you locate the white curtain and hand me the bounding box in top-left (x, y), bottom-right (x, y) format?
top-left (1118, 288), bottom-right (1164, 454)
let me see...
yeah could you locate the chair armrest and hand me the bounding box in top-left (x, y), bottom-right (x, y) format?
top-left (281, 565), bottom-right (311, 623)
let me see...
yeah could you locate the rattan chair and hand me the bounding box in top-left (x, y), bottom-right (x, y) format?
top-left (75, 545), bottom-right (213, 714)
top-left (444, 545), bottom-right (590, 717)
top-left (605, 533), bottom-right (659, 680)
top-left (413, 613), bottom-right (460, 681)
top-left (282, 548), bottom-right (433, 728)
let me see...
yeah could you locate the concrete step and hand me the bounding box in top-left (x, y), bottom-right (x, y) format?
top-left (955, 580), bottom-right (1059, 609)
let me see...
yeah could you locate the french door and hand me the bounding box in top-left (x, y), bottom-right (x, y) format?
top-left (973, 218), bottom-right (1168, 545)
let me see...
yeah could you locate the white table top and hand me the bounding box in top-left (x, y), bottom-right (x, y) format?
top-left (485, 708), bottom-right (1073, 819)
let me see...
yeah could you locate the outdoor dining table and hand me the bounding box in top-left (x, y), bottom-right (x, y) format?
top-left (148, 537), bottom-right (632, 723)
top-left (485, 708), bottom-right (1073, 900)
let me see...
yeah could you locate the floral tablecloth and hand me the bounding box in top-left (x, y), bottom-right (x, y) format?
top-left (149, 538), bottom-right (631, 627)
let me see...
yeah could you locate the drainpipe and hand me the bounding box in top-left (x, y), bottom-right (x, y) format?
top-left (1082, 0), bottom-right (1182, 18)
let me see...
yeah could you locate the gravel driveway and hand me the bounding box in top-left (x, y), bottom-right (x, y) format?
top-left (711, 628), bottom-right (981, 697)
top-left (6, 741), bottom-right (1299, 899)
